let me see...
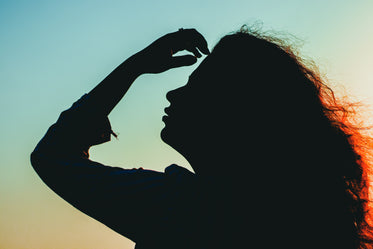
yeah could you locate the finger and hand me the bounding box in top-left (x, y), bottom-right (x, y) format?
top-left (187, 45), bottom-right (202, 58)
top-left (172, 28), bottom-right (210, 55)
top-left (170, 55), bottom-right (197, 69)
top-left (184, 28), bottom-right (210, 55)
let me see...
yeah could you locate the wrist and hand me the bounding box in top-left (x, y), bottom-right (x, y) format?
top-left (123, 53), bottom-right (147, 77)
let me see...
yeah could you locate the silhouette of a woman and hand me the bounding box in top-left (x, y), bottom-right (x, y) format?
top-left (31, 28), bottom-right (373, 248)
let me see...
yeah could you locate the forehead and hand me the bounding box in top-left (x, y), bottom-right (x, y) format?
top-left (187, 55), bottom-right (216, 83)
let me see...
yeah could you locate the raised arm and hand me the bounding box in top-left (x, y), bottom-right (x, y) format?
top-left (86, 28), bottom-right (210, 117)
top-left (30, 28), bottom-right (209, 242)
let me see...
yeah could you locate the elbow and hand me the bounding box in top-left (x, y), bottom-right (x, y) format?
top-left (30, 149), bottom-right (41, 171)
top-left (30, 148), bottom-right (56, 190)
top-left (30, 147), bottom-right (54, 181)
top-left (30, 144), bottom-right (49, 172)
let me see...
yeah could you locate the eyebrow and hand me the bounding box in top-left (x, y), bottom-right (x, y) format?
top-left (187, 74), bottom-right (194, 84)
top-left (189, 69), bottom-right (199, 81)
top-left (188, 72), bottom-right (195, 80)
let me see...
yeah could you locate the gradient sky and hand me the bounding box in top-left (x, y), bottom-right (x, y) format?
top-left (1, 0), bottom-right (373, 248)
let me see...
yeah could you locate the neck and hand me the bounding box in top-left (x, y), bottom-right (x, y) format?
top-left (183, 150), bottom-right (233, 177)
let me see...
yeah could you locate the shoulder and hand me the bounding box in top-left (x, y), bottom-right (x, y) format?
top-left (164, 164), bottom-right (197, 189)
top-left (165, 164), bottom-right (195, 177)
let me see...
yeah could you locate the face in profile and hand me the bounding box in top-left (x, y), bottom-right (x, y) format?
top-left (160, 55), bottom-right (224, 156)
top-left (160, 33), bottom-right (317, 166)
top-left (160, 51), bottom-right (252, 167)
top-left (161, 62), bottom-right (206, 153)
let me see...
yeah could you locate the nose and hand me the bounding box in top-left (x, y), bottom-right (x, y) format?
top-left (166, 86), bottom-right (185, 102)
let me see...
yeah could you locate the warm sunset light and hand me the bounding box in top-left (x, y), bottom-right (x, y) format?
top-left (1, 1), bottom-right (373, 248)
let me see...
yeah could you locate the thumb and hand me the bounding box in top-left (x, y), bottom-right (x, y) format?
top-left (169, 55), bottom-right (197, 69)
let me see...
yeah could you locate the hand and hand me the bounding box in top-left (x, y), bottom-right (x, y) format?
top-left (130, 28), bottom-right (210, 74)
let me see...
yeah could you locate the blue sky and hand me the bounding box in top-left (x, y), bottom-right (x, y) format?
top-left (1, 0), bottom-right (373, 248)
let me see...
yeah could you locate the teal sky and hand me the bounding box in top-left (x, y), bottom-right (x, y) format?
top-left (1, 1), bottom-right (373, 248)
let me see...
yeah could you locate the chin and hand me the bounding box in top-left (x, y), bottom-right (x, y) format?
top-left (160, 126), bottom-right (175, 146)
top-left (160, 126), bottom-right (184, 153)
top-left (160, 127), bottom-right (168, 144)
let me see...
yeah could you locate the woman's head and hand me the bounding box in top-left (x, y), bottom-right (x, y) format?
top-left (162, 28), bottom-right (333, 167)
top-left (161, 26), bottom-right (373, 248)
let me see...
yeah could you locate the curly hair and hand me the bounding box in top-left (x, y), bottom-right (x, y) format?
top-left (297, 43), bottom-right (373, 249)
top-left (212, 25), bottom-right (373, 248)
top-left (285, 35), bottom-right (373, 249)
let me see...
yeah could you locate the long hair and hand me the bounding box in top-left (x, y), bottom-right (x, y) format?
top-left (210, 26), bottom-right (373, 248)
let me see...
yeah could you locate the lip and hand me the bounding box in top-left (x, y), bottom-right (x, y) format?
top-left (163, 107), bottom-right (170, 122)
top-left (164, 107), bottom-right (170, 115)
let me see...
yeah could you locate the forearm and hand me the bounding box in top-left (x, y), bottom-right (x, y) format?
top-left (87, 56), bottom-right (142, 116)
top-left (87, 29), bottom-right (209, 116)
top-left (31, 56), bottom-right (144, 166)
